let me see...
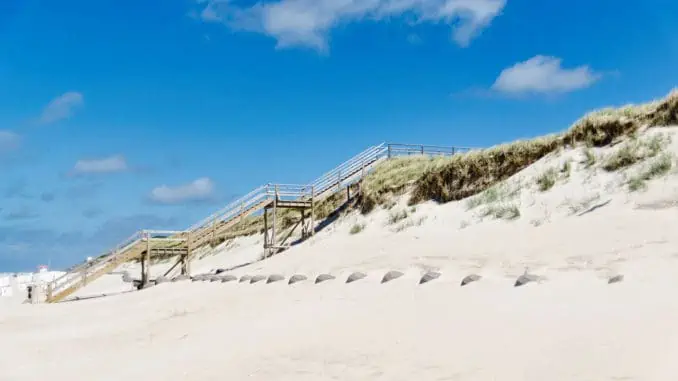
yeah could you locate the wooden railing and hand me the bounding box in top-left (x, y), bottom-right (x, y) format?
top-left (47, 230), bottom-right (186, 301)
top-left (47, 142), bottom-right (473, 301)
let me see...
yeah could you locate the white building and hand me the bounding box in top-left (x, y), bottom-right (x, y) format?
top-left (0, 265), bottom-right (66, 301)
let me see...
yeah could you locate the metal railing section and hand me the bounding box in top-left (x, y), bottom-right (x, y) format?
top-left (185, 144), bottom-right (389, 233)
top-left (386, 143), bottom-right (474, 157)
top-left (310, 143), bottom-right (388, 196)
top-left (187, 185), bottom-right (268, 232)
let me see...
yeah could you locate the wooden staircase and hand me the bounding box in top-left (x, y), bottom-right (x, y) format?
top-left (46, 143), bottom-right (471, 302)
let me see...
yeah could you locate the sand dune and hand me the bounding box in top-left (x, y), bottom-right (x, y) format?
top-left (1, 127), bottom-right (678, 380)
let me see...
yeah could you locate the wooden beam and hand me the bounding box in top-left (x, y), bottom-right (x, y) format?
top-left (271, 185), bottom-right (278, 258)
top-left (143, 232), bottom-right (150, 287)
top-left (183, 231), bottom-right (191, 276)
top-left (263, 207), bottom-right (269, 251)
top-left (311, 185), bottom-right (315, 236)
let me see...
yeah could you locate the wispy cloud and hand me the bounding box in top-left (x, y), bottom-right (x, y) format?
top-left (71, 155), bottom-right (129, 175)
top-left (0, 130), bottom-right (21, 154)
top-left (492, 55), bottom-right (601, 95)
top-left (148, 177), bottom-right (216, 205)
top-left (4, 207), bottom-right (39, 221)
top-left (197, 0), bottom-right (506, 52)
top-left (39, 91), bottom-right (84, 125)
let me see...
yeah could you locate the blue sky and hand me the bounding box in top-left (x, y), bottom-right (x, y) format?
top-left (1, 0), bottom-right (677, 272)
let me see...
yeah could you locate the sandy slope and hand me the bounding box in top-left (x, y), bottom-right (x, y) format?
top-left (3, 268), bottom-right (678, 380)
top-left (1, 127), bottom-right (678, 380)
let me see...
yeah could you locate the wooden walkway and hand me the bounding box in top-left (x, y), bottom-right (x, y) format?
top-left (45, 143), bottom-right (472, 303)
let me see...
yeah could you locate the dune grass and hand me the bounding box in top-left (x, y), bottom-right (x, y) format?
top-left (536, 168), bottom-right (558, 192)
top-left (602, 134), bottom-right (668, 172)
top-left (360, 155), bottom-right (455, 213)
top-left (387, 209), bottom-right (409, 225)
top-left (582, 149), bottom-right (597, 168)
top-left (349, 223), bottom-right (365, 235)
top-left (480, 203), bottom-right (521, 220)
top-left (560, 160), bottom-right (571, 177)
top-left (627, 153), bottom-right (674, 192)
top-left (466, 181), bottom-right (521, 210)
top-left (409, 89), bottom-right (678, 205)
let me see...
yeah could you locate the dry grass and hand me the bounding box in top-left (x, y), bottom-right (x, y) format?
top-left (602, 134), bottom-right (668, 172)
top-left (560, 160), bottom-right (571, 177)
top-left (627, 153), bottom-right (674, 192)
top-left (466, 181), bottom-right (521, 210)
top-left (349, 223), bottom-right (365, 235)
top-left (536, 168), bottom-right (558, 192)
top-left (361, 156), bottom-right (455, 213)
top-left (627, 177), bottom-right (647, 192)
top-left (480, 203), bottom-right (521, 220)
top-left (387, 209), bottom-right (409, 225)
top-left (582, 149), bottom-right (597, 168)
top-left (410, 89), bottom-right (678, 205)
top-left (393, 216), bottom-right (427, 232)
top-left (411, 136), bottom-right (561, 204)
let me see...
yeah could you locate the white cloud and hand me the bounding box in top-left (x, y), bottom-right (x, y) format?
top-left (198, 0), bottom-right (506, 51)
top-left (0, 130), bottom-right (21, 154)
top-left (40, 91), bottom-right (84, 124)
top-left (73, 155), bottom-right (128, 175)
top-left (149, 177), bottom-right (215, 205)
top-left (492, 55), bottom-right (600, 95)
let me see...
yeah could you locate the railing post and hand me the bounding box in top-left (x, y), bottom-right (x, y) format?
top-left (421, 145), bottom-right (424, 155)
top-left (310, 185), bottom-right (315, 237)
top-left (263, 207), bottom-right (269, 251)
top-left (270, 185), bottom-right (278, 258)
top-left (211, 216), bottom-right (217, 246)
top-left (143, 231), bottom-right (151, 287)
top-left (387, 144), bottom-right (392, 158)
top-left (183, 231), bottom-right (191, 277)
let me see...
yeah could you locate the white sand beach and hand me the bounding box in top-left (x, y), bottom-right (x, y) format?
top-left (1, 126), bottom-right (678, 381)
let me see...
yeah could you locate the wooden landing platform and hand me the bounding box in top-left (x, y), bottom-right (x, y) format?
top-left (266, 199), bottom-right (313, 209)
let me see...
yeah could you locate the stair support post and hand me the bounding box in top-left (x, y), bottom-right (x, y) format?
top-left (270, 185), bottom-right (278, 258)
top-left (211, 217), bottom-right (217, 247)
top-left (182, 231), bottom-right (191, 277)
top-left (310, 186), bottom-right (315, 237)
top-left (263, 206), bottom-right (269, 251)
top-left (143, 231), bottom-right (151, 287)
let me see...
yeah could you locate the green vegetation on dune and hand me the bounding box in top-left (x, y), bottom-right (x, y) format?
top-left (627, 152), bottom-right (674, 192)
top-left (360, 155), bottom-right (456, 213)
top-left (407, 89), bottom-right (678, 205)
